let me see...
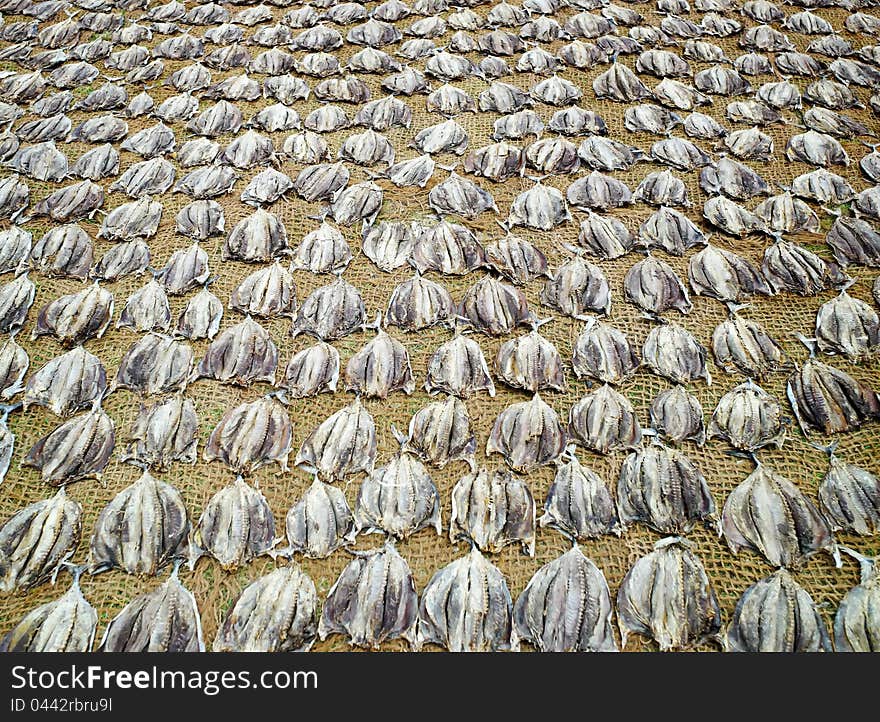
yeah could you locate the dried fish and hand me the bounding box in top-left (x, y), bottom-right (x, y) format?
top-left (176, 286), bottom-right (223, 341)
top-left (280, 342), bottom-right (339, 399)
top-left (485, 234), bottom-right (549, 285)
top-left (650, 386), bottom-right (706, 445)
top-left (117, 279), bottom-right (171, 333)
top-left (514, 546), bottom-right (617, 652)
top-left (834, 550), bottom-right (880, 652)
top-left (617, 538), bottom-right (721, 651)
top-left (23, 346), bottom-right (105, 417)
top-left (815, 288), bottom-right (880, 360)
top-left (425, 332), bottom-right (495, 399)
top-left (643, 322), bottom-right (711, 385)
top-left (712, 314), bottom-right (785, 379)
top-left (99, 565), bottom-right (204, 652)
top-left (688, 244), bottom-right (770, 305)
top-left (285, 478), bottom-right (354, 559)
top-left (540, 449), bottom-right (619, 539)
top-left (196, 316), bottom-right (278, 386)
top-left (624, 254), bottom-right (692, 317)
top-left (319, 543), bottom-right (418, 649)
top-left (417, 547), bottom-right (514, 652)
top-left (191, 477), bottom-right (275, 570)
top-left (114, 333), bottom-right (192, 396)
top-left (411, 220), bottom-right (486, 275)
top-left (386, 274), bottom-right (454, 332)
top-left (406, 395), bottom-right (476, 471)
top-left (0, 335), bottom-right (28, 400)
top-left (508, 181), bottom-right (569, 230)
top-left (541, 255), bottom-right (611, 318)
top-left (296, 397), bottom-right (376, 481)
top-left (346, 321), bottom-right (414, 398)
top-left (293, 276), bottom-right (365, 341)
top-left (569, 384), bottom-right (642, 455)
top-left (460, 276), bottom-right (530, 336)
top-left (487, 393), bottom-right (566, 473)
top-left (762, 238), bottom-right (846, 296)
top-left (709, 381), bottom-right (786, 451)
top-left (122, 395), bottom-right (198, 469)
top-left (495, 326), bottom-right (565, 393)
top-left (204, 396), bottom-right (290, 475)
top-left (31, 225), bottom-right (93, 280)
top-left (816, 447), bottom-right (880, 536)
top-left (722, 463), bottom-right (837, 568)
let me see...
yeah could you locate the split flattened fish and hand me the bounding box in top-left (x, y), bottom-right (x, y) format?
top-left (23, 346), bottom-right (105, 416)
top-left (787, 352), bottom-right (880, 435)
top-left (816, 447), bottom-right (880, 536)
top-left (650, 386), bottom-right (706, 445)
top-left (213, 565), bottom-right (318, 653)
top-left (624, 254), bottom-right (692, 317)
top-left (285, 478), bottom-right (355, 559)
top-left (449, 467), bottom-right (535, 556)
top-left (0, 335), bottom-right (28, 399)
top-left (541, 255), bottom-right (611, 318)
top-left (330, 181), bottom-right (384, 227)
top-left (834, 549), bottom-right (880, 652)
top-left (826, 216), bottom-right (880, 268)
top-left (319, 543), bottom-right (418, 649)
top-left (514, 546), bottom-right (618, 652)
top-left (98, 565), bottom-right (204, 652)
top-left (643, 322), bottom-right (711, 385)
top-left (117, 279), bottom-right (171, 333)
top-left (754, 192), bottom-right (820, 235)
top-left (709, 380), bottom-right (787, 451)
top-left (293, 276), bottom-right (366, 341)
top-left (572, 318), bottom-right (640, 385)
top-left (34, 282), bottom-right (113, 347)
top-left (92, 240), bottom-right (150, 282)
top-left (617, 538), bottom-right (721, 652)
top-left (428, 171), bottom-right (496, 219)
top-left (295, 397), bottom-right (376, 481)
top-left (176, 286), bottom-right (223, 341)
top-left (362, 221), bottom-right (419, 272)
top-left (495, 325), bottom-right (565, 393)
top-left (688, 244), bottom-right (771, 304)
top-left (0, 570), bottom-right (96, 652)
top-left (224, 208), bottom-right (289, 263)
top-left (280, 342), bottom-right (339, 399)
top-left (618, 443), bottom-right (716, 535)
top-left (176, 200), bottom-right (225, 241)
top-left (417, 547), bottom-right (515, 652)
top-left (0, 487), bottom-right (81, 592)
top-left (569, 384), bottom-right (642, 455)
top-left (567, 172), bottom-right (632, 213)
top-left (406, 395), bottom-right (476, 471)
top-left (386, 274), bottom-right (454, 332)
top-left (122, 395), bottom-right (198, 469)
top-left (726, 569), bottom-right (831, 653)
top-left (190, 477), bottom-right (275, 570)
top-left (463, 141), bottom-right (524, 183)
top-left (425, 331), bottom-right (495, 399)
top-left (197, 316), bottom-right (278, 386)
top-left (460, 276), bottom-right (530, 336)
top-left (114, 333), bottom-right (193, 396)
top-left (345, 320), bottom-right (414, 398)
top-left (230, 262), bottom-right (296, 319)
top-left (0, 273), bottom-right (37, 335)
top-left (815, 288), bottom-right (880, 360)
top-left (507, 181), bottom-right (570, 231)
top-left (762, 238), bottom-right (846, 296)
top-left (722, 463), bottom-right (837, 568)
top-left (292, 223), bottom-right (351, 275)
top-left (702, 196), bottom-right (764, 237)
top-left (639, 206), bottom-right (705, 256)
top-left (204, 396), bottom-right (291, 475)
top-left (356, 439), bottom-right (441, 540)
top-left (411, 220), bottom-right (486, 275)
top-left (712, 314), bottom-right (785, 379)
top-left (90, 471), bottom-right (188, 576)
top-left (540, 448), bottom-right (620, 539)
top-left (485, 233), bottom-right (549, 286)
top-left (24, 402), bottom-right (115, 485)
top-left (487, 393), bottom-right (566, 473)
top-left (700, 156), bottom-right (769, 201)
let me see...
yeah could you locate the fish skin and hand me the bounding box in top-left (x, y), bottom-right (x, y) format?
top-left (411, 220), bottom-right (487, 276)
top-left (650, 385), bottom-right (706, 445)
top-left (727, 569), bottom-right (831, 653)
top-left (286, 478), bottom-right (355, 559)
top-left (417, 547), bottom-right (515, 652)
top-left (293, 276), bottom-right (366, 341)
top-left (24, 403), bottom-right (115, 485)
top-left (356, 447), bottom-right (441, 540)
top-left (0, 573), bottom-right (96, 652)
top-left (345, 325), bottom-right (414, 398)
top-left (99, 566), bottom-right (204, 652)
top-left (450, 467), bottom-right (535, 556)
top-left (643, 322), bottom-right (711, 385)
top-left (280, 342), bottom-right (339, 399)
top-left (213, 565), bottom-right (318, 653)
top-left (571, 318), bottom-right (640, 385)
top-left (90, 471), bottom-right (188, 576)
top-left (23, 346), bottom-right (105, 416)
top-left (540, 449), bottom-right (620, 539)
top-left (224, 208), bottom-right (289, 262)
top-left (618, 444), bottom-right (717, 535)
top-left (485, 234), bottom-right (549, 285)
top-left (292, 223), bottom-right (352, 275)
top-left (711, 314), bottom-right (786, 379)
top-left (0, 487), bottom-right (81, 592)
top-left (33, 282), bottom-right (112, 347)
top-left (296, 397), bottom-right (376, 481)
top-left (515, 546), bottom-right (618, 652)
top-left (319, 543), bottom-right (418, 649)
top-left (709, 381), bottom-right (787, 452)
top-left (617, 537), bottom-right (721, 652)
top-left (787, 357), bottom-right (880, 435)
top-left (191, 476), bottom-right (275, 570)
top-left (406, 394), bottom-right (476, 471)
top-left (569, 384), bottom-right (643, 455)
top-left (204, 396), bottom-right (291, 475)
top-left (386, 274), bottom-right (454, 332)
top-left (762, 239), bottom-right (847, 296)
top-left (197, 316), bottom-right (278, 386)
top-left (818, 453), bottom-right (880, 536)
top-left (722, 463), bottom-right (837, 568)
top-left (117, 279), bottom-right (172, 333)
top-left (0, 334), bottom-right (28, 400)
top-left (487, 393), bottom-right (566, 473)
top-left (121, 395), bottom-right (198, 469)
top-left (541, 255), bottom-right (611, 318)
top-left (114, 333), bottom-right (193, 396)
top-left (834, 552), bottom-right (880, 652)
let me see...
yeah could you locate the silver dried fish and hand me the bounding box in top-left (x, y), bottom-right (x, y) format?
top-left (386, 274), bottom-right (454, 332)
top-left (296, 397), bottom-right (376, 481)
top-left (650, 386), bottom-right (706, 445)
top-left (204, 396), bottom-right (290, 475)
top-left (712, 314), bottom-right (785, 379)
top-left (541, 255), bottom-right (611, 318)
top-left (196, 316), bottom-right (278, 386)
top-left (411, 220), bottom-right (486, 275)
top-left (346, 320), bottom-right (414, 398)
top-left (572, 318), bottom-right (640, 385)
top-left (643, 322), bottom-right (711, 385)
top-left (280, 342), bottom-right (339, 399)
top-left (32, 225), bottom-right (93, 280)
top-left (762, 238), bottom-right (846, 296)
top-left (834, 549), bottom-right (880, 652)
top-left (158, 243), bottom-right (210, 295)
top-left (709, 380), bottom-right (786, 451)
top-left (176, 286), bottom-right (223, 341)
top-left (114, 333), bottom-right (193, 396)
top-left (815, 288), bottom-right (880, 359)
top-left (460, 276), bottom-right (530, 336)
top-left (117, 279), bottom-right (171, 333)
top-left (688, 244), bottom-right (771, 304)
top-left (624, 254), bottom-right (692, 317)
top-left (406, 395), bottom-right (476, 471)
top-left (495, 326), bottom-right (565, 393)
top-left (487, 393), bottom-right (566, 473)
top-left (230, 262), bottom-right (296, 319)
top-left (569, 384), bottom-right (643, 455)
top-left (121, 395), bottom-right (198, 469)
top-left (293, 276), bottom-right (366, 341)
top-left (224, 208), bottom-right (289, 263)
top-left (817, 447), bottom-right (880, 536)
top-left (285, 478), bottom-right (354, 559)
top-left (23, 346), bottom-right (105, 416)
top-left (0, 334), bottom-right (28, 399)
top-left (639, 206), bottom-right (706, 256)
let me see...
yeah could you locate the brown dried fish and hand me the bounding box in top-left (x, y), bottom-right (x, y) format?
top-left (90, 471), bottom-right (188, 576)
top-left (617, 537), bottom-right (721, 652)
top-left (319, 543), bottom-right (418, 649)
top-left (0, 487), bottom-right (81, 592)
top-left (514, 546), bottom-right (618, 652)
top-left (722, 463), bottom-right (838, 568)
top-left (450, 467), bottom-right (535, 555)
top-left (98, 564), bottom-right (204, 652)
top-left (190, 476), bottom-right (275, 570)
top-left (204, 396), bottom-right (291, 475)
top-left (121, 395), bottom-right (198, 469)
top-left (487, 393), bottom-right (566, 473)
top-left (295, 397), bottom-right (376, 481)
top-left (285, 478), bottom-right (355, 559)
top-left (213, 565), bottom-right (318, 652)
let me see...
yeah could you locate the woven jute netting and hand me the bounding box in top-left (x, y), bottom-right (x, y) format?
top-left (1, 0), bottom-right (879, 652)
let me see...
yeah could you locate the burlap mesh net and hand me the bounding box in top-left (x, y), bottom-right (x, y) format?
top-left (0, 1), bottom-right (878, 652)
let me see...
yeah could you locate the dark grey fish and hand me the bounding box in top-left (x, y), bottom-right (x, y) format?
top-left (114, 333), bottom-right (193, 396)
